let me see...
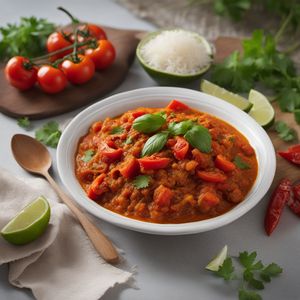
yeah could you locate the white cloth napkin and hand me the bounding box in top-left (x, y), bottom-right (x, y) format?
top-left (0, 169), bottom-right (132, 300)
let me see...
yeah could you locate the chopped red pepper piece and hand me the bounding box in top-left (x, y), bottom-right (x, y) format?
top-left (197, 170), bottom-right (227, 183)
top-left (264, 178), bottom-right (292, 236)
top-left (138, 157), bottom-right (170, 170)
top-left (166, 99), bottom-right (190, 111)
top-left (87, 173), bottom-right (106, 200)
top-left (132, 111), bottom-right (146, 119)
top-left (172, 136), bottom-right (189, 160)
top-left (119, 157), bottom-right (140, 179)
top-left (91, 121), bottom-right (102, 133)
top-left (98, 142), bottom-right (123, 163)
top-left (277, 151), bottom-right (300, 166)
top-left (215, 155), bottom-right (236, 172)
top-left (198, 191), bottom-right (220, 213)
top-left (288, 183), bottom-right (300, 217)
top-left (154, 185), bottom-right (173, 207)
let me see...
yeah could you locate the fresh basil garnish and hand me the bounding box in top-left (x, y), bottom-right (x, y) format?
top-left (133, 113), bottom-right (166, 134)
top-left (168, 120), bottom-right (194, 136)
top-left (234, 155), bottom-right (250, 169)
top-left (184, 125), bottom-right (211, 153)
top-left (141, 131), bottom-right (169, 157)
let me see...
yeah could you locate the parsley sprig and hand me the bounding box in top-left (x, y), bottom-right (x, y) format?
top-left (207, 248), bottom-right (283, 300)
top-left (35, 121), bottom-right (62, 148)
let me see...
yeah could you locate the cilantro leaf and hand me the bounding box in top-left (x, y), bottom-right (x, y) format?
top-left (234, 156), bottom-right (250, 169)
top-left (275, 121), bottom-right (297, 142)
top-left (17, 117), bottom-right (31, 130)
top-left (239, 289), bottom-right (262, 300)
top-left (215, 257), bottom-right (235, 281)
top-left (110, 126), bottom-right (124, 135)
top-left (132, 175), bottom-right (150, 189)
top-left (213, 0), bottom-right (251, 21)
top-left (82, 149), bottom-right (95, 163)
top-left (260, 263), bottom-right (283, 283)
top-left (35, 121), bottom-right (61, 148)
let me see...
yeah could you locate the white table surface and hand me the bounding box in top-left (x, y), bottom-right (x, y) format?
top-left (0, 1), bottom-right (299, 299)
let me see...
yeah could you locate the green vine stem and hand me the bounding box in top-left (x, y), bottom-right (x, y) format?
top-left (274, 10), bottom-right (293, 43)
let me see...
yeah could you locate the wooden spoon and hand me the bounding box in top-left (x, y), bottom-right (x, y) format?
top-left (11, 134), bottom-right (119, 264)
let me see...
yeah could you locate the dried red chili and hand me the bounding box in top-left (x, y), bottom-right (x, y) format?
top-left (288, 183), bottom-right (300, 217)
top-left (277, 144), bottom-right (300, 166)
top-left (264, 178), bottom-right (292, 236)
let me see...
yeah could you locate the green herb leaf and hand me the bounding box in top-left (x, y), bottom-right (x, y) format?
top-left (141, 132), bottom-right (169, 157)
top-left (0, 17), bottom-right (55, 60)
top-left (125, 136), bottom-right (133, 144)
top-left (132, 175), bottom-right (150, 189)
top-left (239, 289), bottom-right (262, 300)
top-left (213, 0), bottom-right (251, 21)
top-left (234, 156), bottom-right (250, 169)
top-left (184, 125), bottom-right (211, 153)
top-left (110, 126), bottom-right (124, 135)
top-left (82, 149), bottom-right (95, 163)
top-left (168, 120), bottom-right (194, 136)
top-left (275, 121), bottom-right (298, 142)
top-left (294, 109), bottom-right (300, 124)
top-left (35, 121), bottom-right (61, 148)
top-left (133, 113), bottom-right (166, 134)
top-left (243, 270), bottom-right (264, 290)
top-left (17, 117), bottom-right (31, 130)
top-left (260, 263), bottom-right (283, 283)
top-left (215, 257), bottom-right (235, 281)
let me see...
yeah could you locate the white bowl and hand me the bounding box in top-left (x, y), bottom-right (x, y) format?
top-left (57, 87), bottom-right (276, 235)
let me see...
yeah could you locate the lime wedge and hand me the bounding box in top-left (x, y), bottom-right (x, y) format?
top-left (1, 196), bottom-right (50, 245)
top-left (248, 89), bottom-right (275, 129)
top-left (205, 245), bottom-right (228, 271)
top-left (200, 80), bottom-right (253, 112)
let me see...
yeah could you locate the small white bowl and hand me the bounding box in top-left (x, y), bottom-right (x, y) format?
top-left (57, 87), bottom-right (276, 235)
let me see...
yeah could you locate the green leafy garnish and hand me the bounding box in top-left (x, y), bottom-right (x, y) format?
top-left (141, 132), bottom-right (169, 157)
top-left (0, 17), bottom-right (55, 60)
top-left (213, 0), bottom-right (251, 21)
top-left (132, 175), bottom-right (150, 189)
top-left (110, 126), bottom-right (124, 135)
top-left (294, 109), bottom-right (300, 125)
top-left (168, 120), bottom-right (194, 136)
top-left (184, 125), bottom-right (212, 153)
top-left (17, 117), bottom-right (31, 130)
top-left (133, 113), bottom-right (166, 134)
top-left (82, 149), bottom-right (95, 163)
top-left (35, 121), bottom-right (61, 148)
top-left (206, 247), bottom-right (283, 300)
top-left (275, 121), bottom-right (298, 142)
top-left (234, 155), bottom-right (251, 169)
top-left (125, 136), bottom-right (133, 145)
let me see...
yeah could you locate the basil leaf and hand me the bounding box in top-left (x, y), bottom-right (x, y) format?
top-left (168, 120), bottom-right (194, 136)
top-left (234, 155), bottom-right (250, 169)
top-left (141, 132), bottom-right (169, 157)
top-left (184, 125), bottom-right (211, 153)
top-left (110, 126), bottom-right (124, 134)
top-left (133, 113), bottom-right (166, 133)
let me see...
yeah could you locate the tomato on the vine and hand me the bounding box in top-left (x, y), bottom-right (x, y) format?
top-left (79, 24), bottom-right (107, 40)
top-left (37, 65), bottom-right (67, 94)
top-left (85, 40), bottom-right (116, 70)
top-left (61, 54), bottom-right (95, 85)
top-left (5, 56), bottom-right (37, 90)
top-left (46, 32), bottom-right (72, 61)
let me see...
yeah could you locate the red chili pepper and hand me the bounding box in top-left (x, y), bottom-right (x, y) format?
top-left (264, 178), bottom-right (292, 236)
top-left (288, 183), bottom-right (300, 217)
top-left (277, 144), bottom-right (300, 166)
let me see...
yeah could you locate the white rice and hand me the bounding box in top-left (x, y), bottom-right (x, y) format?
top-left (140, 29), bottom-right (212, 75)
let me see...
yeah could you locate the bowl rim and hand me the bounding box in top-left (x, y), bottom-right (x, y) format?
top-left (57, 86), bottom-right (276, 235)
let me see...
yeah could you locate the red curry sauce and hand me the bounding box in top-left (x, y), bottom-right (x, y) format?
top-left (75, 100), bottom-right (258, 223)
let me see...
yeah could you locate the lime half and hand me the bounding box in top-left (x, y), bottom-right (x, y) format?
top-left (248, 89), bottom-right (275, 129)
top-left (200, 80), bottom-right (253, 112)
top-left (205, 245), bottom-right (228, 271)
top-left (136, 29), bottom-right (213, 85)
top-left (1, 196), bottom-right (50, 245)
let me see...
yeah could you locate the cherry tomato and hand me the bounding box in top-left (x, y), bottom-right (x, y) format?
top-left (138, 157), bottom-right (170, 170)
top-left (37, 65), bottom-right (67, 94)
top-left (61, 55), bottom-right (95, 85)
top-left (46, 32), bottom-right (72, 61)
top-left (85, 40), bottom-right (116, 70)
top-left (172, 137), bottom-right (189, 160)
top-left (166, 100), bottom-right (190, 111)
top-left (79, 24), bottom-right (107, 40)
top-left (5, 56), bottom-right (37, 90)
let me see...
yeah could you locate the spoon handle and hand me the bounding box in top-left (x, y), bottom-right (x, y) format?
top-left (43, 171), bottom-right (119, 264)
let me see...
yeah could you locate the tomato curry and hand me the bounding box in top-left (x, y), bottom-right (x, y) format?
top-left (75, 100), bottom-right (258, 224)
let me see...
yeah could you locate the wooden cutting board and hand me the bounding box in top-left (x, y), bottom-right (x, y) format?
top-left (214, 37), bottom-right (300, 188)
top-left (0, 25), bottom-right (141, 119)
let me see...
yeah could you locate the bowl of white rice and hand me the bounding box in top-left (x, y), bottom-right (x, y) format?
top-left (136, 29), bottom-right (213, 85)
